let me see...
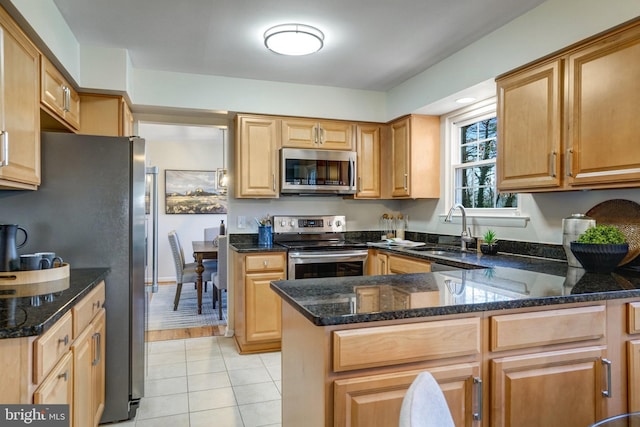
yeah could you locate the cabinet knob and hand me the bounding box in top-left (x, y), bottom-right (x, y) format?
top-left (263, 260), bottom-right (268, 267)
top-left (58, 334), bottom-right (69, 346)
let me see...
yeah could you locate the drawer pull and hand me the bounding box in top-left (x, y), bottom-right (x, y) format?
top-left (602, 358), bottom-right (612, 398)
top-left (57, 370), bottom-right (69, 381)
top-left (58, 334), bottom-right (69, 346)
top-left (473, 377), bottom-right (483, 420)
top-left (93, 300), bottom-right (101, 309)
top-left (263, 260), bottom-right (268, 267)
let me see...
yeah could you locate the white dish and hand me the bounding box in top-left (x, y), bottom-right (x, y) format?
top-left (383, 239), bottom-right (426, 247)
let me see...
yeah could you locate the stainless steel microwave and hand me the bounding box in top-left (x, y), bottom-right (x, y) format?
top-left (280, 148), bottom-right (357, 195)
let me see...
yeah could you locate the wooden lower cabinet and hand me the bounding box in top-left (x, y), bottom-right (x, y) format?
top-left (491, 346), bottom-right (607, 427)
top-left (628, 340), bottom-right (640, 412)
top-left (33, 351), bottom-right (74, 413)
top-left (72, 308), bottom-right (106, 427)
top-left (387, 254), bottom-right (431, 274)
top-left (334, 363), bottom-right (480, 427)
top-left (233, 250), bottom-right (286, 353)
top-left (0, 282), bottom-right (106, 427)
top-left (367, 250), bottom-right (431, 275)
top-left (280, 299), bottom-right (636, 427)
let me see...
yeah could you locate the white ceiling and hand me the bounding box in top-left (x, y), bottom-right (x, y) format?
top-left (51, 0), bottom-right (546, 94)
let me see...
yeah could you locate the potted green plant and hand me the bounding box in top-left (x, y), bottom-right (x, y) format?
top-left (570, 224), bottom-right (628, 273)
top-left (480, 229), bottom-right (499, 255)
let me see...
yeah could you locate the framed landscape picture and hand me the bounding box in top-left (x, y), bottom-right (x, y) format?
top-left (165, 169), bottom-right (228, 214)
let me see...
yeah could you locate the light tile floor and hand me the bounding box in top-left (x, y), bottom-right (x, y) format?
top-left (112, 336), bottom-right (282, 427)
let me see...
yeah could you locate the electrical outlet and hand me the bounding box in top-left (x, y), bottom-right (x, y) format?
top-left (237, 216), bottom-right (246, 229)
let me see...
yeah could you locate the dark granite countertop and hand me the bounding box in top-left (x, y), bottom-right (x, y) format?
top-left (230, 242), bottom-right (288, 253)
top-left (0, 268), bottom-right (109, 339)
top-left (271, 244), bottom-right (640, 326)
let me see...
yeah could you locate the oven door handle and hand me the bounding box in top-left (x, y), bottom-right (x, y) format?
top-left (290, 252), bottom-right (368, 259)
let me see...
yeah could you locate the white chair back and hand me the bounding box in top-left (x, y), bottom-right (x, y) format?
top-left (399, 372), bottom-right (455, 427)
top-left (204, 227), bottom-right (219, 242)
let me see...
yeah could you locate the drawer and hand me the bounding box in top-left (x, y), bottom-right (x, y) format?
top-left (490, 305), bottom-right (606, 352)
top-left (388, 255), bottom-right (431, 274)
top-left (33, 351), bottom-right (73, 404)
top-left (333, 317), bottom-right (480, 372)
top-left (628, 302), bottom-right (640, 334)
top-left (72, 281), bottom-right (106, 338)
top-left (245, 253), bottom-right (285, 273)
top-left (33, 310), bottom-right (73, 384)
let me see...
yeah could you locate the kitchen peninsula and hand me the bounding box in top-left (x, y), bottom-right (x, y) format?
top-left (270, 257), bottom-right (640, 427)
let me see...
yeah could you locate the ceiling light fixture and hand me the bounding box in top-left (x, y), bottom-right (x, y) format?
top-left (264, 23), bottom-right (324, 56)
top-left (455, 97), bottom-right (476, 104)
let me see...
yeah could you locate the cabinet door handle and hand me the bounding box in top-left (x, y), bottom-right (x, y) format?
top-left (57, 370), bottom-right (69, 381)
top-left (550, 151), bottom-right (557, 177)
top-left (92, 332), bottom-right (102, 366)
top-left (602, 358), bottom-right (612, 398)
top-left (358, 176), bottom-right (361, 192)
top-left (313, 126), bottom-right (318, 144)
top-left (473, 377), bottom-right (483, 420)
top-left (319, 127), bottom-right (325, 144)
top-left (566, 148), bottom-right (573, 177)
top-left (0, 131), bottom-right (8, 167)
top-left (58, 334), bottom-right (69, 346)
top-left (272, 174), bottom-right (276, 192)
top-left (403, 174), bottom-right (408, 191)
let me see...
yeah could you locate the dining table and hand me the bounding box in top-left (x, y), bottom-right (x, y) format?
top-left (192, 240), bottom-right (219, 314)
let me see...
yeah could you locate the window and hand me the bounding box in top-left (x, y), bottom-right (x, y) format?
top-left (448, 99), bottom-right (517, 211)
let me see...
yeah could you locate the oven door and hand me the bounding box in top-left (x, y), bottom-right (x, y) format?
top-left (288, 249), bottom-right (368, 279)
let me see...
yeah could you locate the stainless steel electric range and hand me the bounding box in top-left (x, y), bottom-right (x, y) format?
top-left (272, 215), bottom-right (368, 280)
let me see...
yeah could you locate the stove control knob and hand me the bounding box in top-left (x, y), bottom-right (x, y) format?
top-left (280, 219), bottom-right (287, 227)
top-left (327, 220), bottom-right (333, 226)
top-left (290, 220), bottom-right (296, 227)
top-left (335, 220), bottom-right (342, 227)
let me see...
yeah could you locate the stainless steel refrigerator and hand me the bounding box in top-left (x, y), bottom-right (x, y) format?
top-left (0, 132), bottom-right (147, 423)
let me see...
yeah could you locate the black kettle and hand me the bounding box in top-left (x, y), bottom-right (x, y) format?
top-left (0, 224), bottom-right (28, 272)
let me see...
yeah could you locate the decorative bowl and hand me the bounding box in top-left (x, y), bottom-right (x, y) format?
top-left (569, 242), bottom-right (629, 273)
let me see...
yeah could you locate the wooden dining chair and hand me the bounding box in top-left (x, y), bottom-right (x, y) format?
top-left (168, 230), bottom-right (217, 310)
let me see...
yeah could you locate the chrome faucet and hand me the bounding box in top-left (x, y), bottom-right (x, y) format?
top-left (445, 203), bottom-right (474, 251)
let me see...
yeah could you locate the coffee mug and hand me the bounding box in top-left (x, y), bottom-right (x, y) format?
top-left (34, 252), bottom-right (63, 269)
top-left (20, 254), bottom-right (50, 271)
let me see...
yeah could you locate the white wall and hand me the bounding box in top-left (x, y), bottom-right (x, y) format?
top-left (139, 122), bottom-right (227, 282)
top-left (8, 0), bottom-right (640, 248)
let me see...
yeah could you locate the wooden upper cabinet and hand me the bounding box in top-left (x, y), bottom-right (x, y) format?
top-left (235, 114), bottom-right (280, 198)
top-left (387, 115), bottom-right (440, 199)
top-left (497, 19), bottom-right (640, 192)
top-left (497, 58), bottom-right (563, 191)
top-left (79, 93), bottom-right (134, 137)
top-left (281, 118), bottom-right (353, 150)
top-left (0, 5), bottom-right (40, 190)
top-left (567, 23), bottom-right (640, 187)
top-left (41, 56), bottom-right (80, 131)
top-left (354, 124), bottom-right (381, 198)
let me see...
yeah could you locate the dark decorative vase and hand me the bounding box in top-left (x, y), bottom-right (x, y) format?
top-left (480, 243), bottom-right (498, 255)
